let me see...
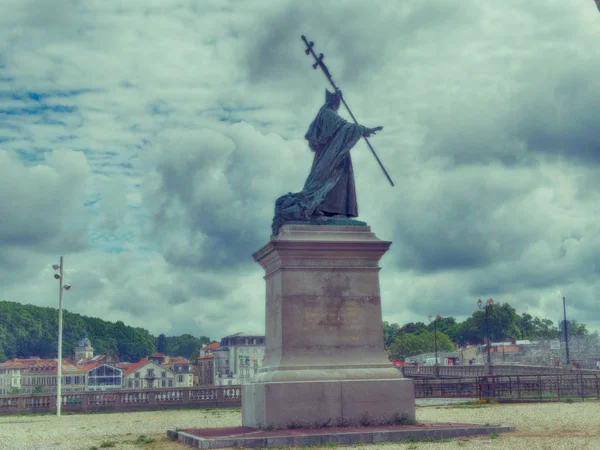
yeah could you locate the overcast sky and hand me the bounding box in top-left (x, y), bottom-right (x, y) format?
top-left (1, 0), bottom-right (599, 342)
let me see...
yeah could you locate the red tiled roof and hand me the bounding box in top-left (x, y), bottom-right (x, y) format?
top-left (203, 342), bottom-right (220, 350)
top-left (168, 357), bottom-right (189, 364)
top-left (0, 361), bottom-right (29, 369)
top-left (118, 359), bottom-right (150, 376)
top-left (197, 354), bottom-right (214, 360)
top-left (150, 353), bottom-right (166, 357)
top-left (80, 363), bottom-right (103, 372)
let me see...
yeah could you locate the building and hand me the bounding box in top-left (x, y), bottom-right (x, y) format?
top-left (195, 342), bottom-right (220, 386)
top-left (196, 354), bottom-right (214, 386)
top-left (121, 360), bottom-right (178, 389)
top-left (83, 363), bottom-right (123, 391)
top-left (19, 359), bottom-right (87, 394)
top-left (199, 342), bottom-right (220, 357)
top-left (165, 357), bottom-right (193, 388)
top-left (213, 332), bottom-right (265, 386)
top-left (73, 330), bottom-right (94, 361)
top-left (0, 360), bottom-right (27, 395)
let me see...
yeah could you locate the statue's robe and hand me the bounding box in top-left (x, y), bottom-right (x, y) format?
top-left (271, 105), bottom-right (368, 236)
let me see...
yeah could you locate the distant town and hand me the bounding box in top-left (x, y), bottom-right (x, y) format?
top-left (0, 330), bottom-right (265, 395)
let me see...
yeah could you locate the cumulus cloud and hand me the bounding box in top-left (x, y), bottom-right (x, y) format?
top-left (1, 0), bottom-right (600, 342)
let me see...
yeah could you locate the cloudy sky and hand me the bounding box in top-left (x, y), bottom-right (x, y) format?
top-left (1, 0), bottom-right (599, 341)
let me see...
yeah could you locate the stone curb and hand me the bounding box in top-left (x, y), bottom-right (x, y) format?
top-left (168, 425), bottom-right (516, 449)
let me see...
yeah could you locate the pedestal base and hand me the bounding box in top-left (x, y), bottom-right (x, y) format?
top-left (242, 378), bottom-right (415, 429)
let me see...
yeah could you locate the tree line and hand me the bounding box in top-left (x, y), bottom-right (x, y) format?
top-left (0, 301), bottom-right (210, 362)
top-left (384, 301), bottom-right (594, 361)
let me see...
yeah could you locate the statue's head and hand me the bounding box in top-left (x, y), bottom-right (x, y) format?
top-left (325, 89), bottom-right (341, 110)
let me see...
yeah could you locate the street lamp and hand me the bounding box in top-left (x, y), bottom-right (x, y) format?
top-left (477, 298), bottom-right (494, 367)
top-left (53, 256), bottom-right (71, 417)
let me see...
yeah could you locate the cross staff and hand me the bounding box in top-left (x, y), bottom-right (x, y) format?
top-left (301, 35), bottom-right (395, 187)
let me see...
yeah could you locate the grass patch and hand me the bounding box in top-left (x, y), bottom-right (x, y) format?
top-left (99, 442), bottom-right (116, 448)
top-left (489, 432), bottom-right (500, 439)
top-left (448, 404), bottom-right (488, 409)
top-left (135, 435), bottom-right (155, 445)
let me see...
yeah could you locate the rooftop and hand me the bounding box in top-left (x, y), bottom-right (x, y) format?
top-left (222, 332), bottom-right (264, 338)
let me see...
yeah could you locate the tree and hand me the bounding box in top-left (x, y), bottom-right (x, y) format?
top-left (426, 316), bottom-right (461, 342)
top-left (519, 314), bottom-right (558, 340)
top-left (382, 321), bottom-right (402, 348)
top-left (387, 330), bottom-right (454, 361)
top-left (458, 302), bottom-right (521, 345)
top-left (400, 322), bottom-right (428, 335)
top-left (156, 334), bottom-right (168, 353)
top-left (559, 320), bottom-right (589, 338)
top-left (166, 334), bottom-right (211, 358)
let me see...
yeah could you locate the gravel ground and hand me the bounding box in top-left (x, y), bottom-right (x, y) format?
top-left (1, 401), bottom-right (599, 450)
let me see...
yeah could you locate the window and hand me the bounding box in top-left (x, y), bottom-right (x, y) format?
top-left (178, 375), bottom-right (183, 383)
top-left (161, 380), bottom-right (166, 387)
top-left (128, 380), bottom-right (133, 388)
top-left (168, 380), bottom-right (173, 387)
top-left (134, 372), bottom-right (140, 378)
top-left (147, 369), bottom-right (154, 378)
top-left (134, 380), bottom-right (140, 388)
top-left (161, 371), bottom-right (166, 378)
top-left (147, 380), bottom-right (154, 389)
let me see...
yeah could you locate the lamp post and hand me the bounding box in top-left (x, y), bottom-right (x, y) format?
top-left (52, 257), bottom-right (71, 417)
top-left (477, 298), bottom-right (494, 369)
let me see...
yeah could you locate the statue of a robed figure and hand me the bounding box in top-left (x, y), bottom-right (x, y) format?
top-left (271, 88), bottom-right (383, 235)
top-left (242, 35), bottom-right (416, 432)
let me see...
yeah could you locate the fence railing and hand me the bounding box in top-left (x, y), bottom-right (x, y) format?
top-left (412, 374), bottom-right (600, 401)
top-left (0, 386), bottom-right (241, 415)
top-left (3, 374), bottom-right (597, 415)
top-left (402, 364), bottom-right (599, 378)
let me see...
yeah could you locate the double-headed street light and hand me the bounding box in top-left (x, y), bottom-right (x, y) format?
top-left (477, 298), bottom-right (494, 367)
top-left (53, 256), bottom-right (71, 417)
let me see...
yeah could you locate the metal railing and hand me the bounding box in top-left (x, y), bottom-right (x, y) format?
top-left (412, 373), bottom-right (600, 401)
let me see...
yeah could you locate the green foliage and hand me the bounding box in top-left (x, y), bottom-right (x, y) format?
top-left (388, 330), bottom-right (455, 361)
top-left (0, 301), bottom-right (211, 362)
top-left (165, 334), bottom-right (210, 359)
top-left (134, 435), bottom-right (155, 444)
top-left (559, 320), bottom-right (589, 338)
top-left (384, 301), bottom-right (586, 357)
top-left (156, 333), bottom-right (168, 354)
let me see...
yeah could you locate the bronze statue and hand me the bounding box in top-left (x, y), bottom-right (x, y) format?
top-left (271, 36), bottom-right (390, 236)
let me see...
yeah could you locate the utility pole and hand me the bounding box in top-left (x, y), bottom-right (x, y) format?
top-left (563, 296), bottom-right (570, 367)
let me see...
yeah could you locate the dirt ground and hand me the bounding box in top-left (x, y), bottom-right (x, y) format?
top-left (1, 401), bottom-right (599, 449)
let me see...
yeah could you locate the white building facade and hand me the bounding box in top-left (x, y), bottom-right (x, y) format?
top-left (0, 361), bottom-right (25, 395)
top-left (213, 332), bottom-right (265, 386)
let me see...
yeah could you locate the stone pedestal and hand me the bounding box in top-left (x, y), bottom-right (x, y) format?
top-left (242, 224), bottom-right (414, 429)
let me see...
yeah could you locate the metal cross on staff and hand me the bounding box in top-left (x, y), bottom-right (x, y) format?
top-left (301, 35), bottom-right (395, 187)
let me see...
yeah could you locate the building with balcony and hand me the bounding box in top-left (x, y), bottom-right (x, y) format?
top-left (121, 360), bottom-right (178, 389)
top-left (213, 332), bottom-right (265, 386)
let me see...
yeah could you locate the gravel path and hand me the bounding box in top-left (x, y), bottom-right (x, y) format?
top-left (1, 401), bottom-right (599, 449)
